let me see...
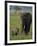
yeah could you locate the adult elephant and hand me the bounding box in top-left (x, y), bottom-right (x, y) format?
top-left (21, 13), bottom-right (32, 34)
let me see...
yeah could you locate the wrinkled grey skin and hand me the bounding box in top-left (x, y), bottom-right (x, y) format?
top-left (21, 13), bottom-right (32, 34)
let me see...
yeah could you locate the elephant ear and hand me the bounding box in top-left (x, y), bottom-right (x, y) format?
top-left (26, 13), bottom-right (32, 24)
top-left (26, 13), bottom-right (32, 19)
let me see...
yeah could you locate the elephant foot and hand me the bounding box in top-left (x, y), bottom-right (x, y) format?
top-left (25, 32), bottom-right (29, 35)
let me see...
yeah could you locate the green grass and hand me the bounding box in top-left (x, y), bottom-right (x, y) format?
top-left (10, 13), bottom-right (22, 32)
top-left (10, 32), bottom-right (32, 40)
top-left (10, 12), bottom-right (32, 40)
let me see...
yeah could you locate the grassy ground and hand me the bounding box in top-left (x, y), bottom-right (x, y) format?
top-left (10, 12), bottom-right (32, 40)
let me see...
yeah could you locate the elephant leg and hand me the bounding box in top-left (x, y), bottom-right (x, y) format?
top-left (27, 24), bottom-right (30, 33)
top-left (25, 23), bottom-right (28, 33)
top-left (28, 23), bottom-right (31, 32)
top-left (25, 22), bottom-right (29, 34)
top-left (21, 23), bottom-right (24, 33)
top-left (25, 21), bottom-right (31, 34)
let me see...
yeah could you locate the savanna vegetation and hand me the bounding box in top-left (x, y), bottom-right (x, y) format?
top-left (10, 6), bottom-right (32, 40)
